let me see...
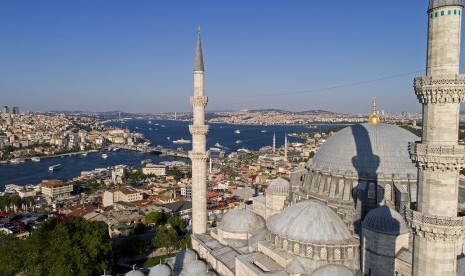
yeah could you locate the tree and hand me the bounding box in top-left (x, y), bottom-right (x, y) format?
top-left (20, 216), bottom-right (112, 276)
top-left (119, 233), bottom-right (146, 260)
top-left (145, 211), bottom-right (163, 226)
top-left (167, 215), bottom-right (186, 235)
top-left (152, 225), bottom-right (179, 255)
top-left (0, 233), bottom-right (23, 276)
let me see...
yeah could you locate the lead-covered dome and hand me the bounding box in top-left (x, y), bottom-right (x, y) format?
top-left (219, 208), bottom-right (265, 234)
top-left (362, 206), bottom-right (409, 235)
top-left (148, 263), bottom-right (172, 276)
top-left (267, 200), bottom-right (354, 244)
top-left (266, 177), bottom-right (291, 195)
top-left (174, 249), bottom-right (197, 270)
top-left (183, 260), bottom-right (208, 275)
top-left (308, 123), bottom-right (418, 178)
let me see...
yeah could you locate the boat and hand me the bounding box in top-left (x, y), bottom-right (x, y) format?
top-left (10, 158), bottom-right (25, 164)
top-left (49, 164), bottom-right (62, 171)
top-left (167, 137), bottom-right (171, 140)
top-left (236, 140), bottom-right (242, 144)
top-left (149, 128), bottom-right (152, 130)
top-left (81, 152), bottom-right (88, 157)
top-left (261, 130), bottom-right (267, 133)
top-left (307, 125), bottom-right (317, 129)
top-left (173, 139), bottom-right (191, 144)
top-left (101, 154), bottom-right (108, 159)
top-left (141, 159), bottom-right (152, 165)
top-left (31, 157), bottom-right (41, 162)
top-left (209, 147), bottom-right (222, 152)
top-left (234, 130), bottom-right (240, 134)
top-left (112, 147), bottom-right (120, 152)
top-left (148, 120), bottom-right (152, 124)
top-left (214, 143), bottom-right (223, 147)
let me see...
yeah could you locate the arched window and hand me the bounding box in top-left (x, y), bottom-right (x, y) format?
top-left (293, 243), bottom-right (300, 254)
top-left (320, 247), bottom-right (327, 260)
top-left (306, 246), bottom-right (313, 257)
top-left (283, 239), bottom-right (288, 250)
top-left (368, 183), bottom-right (376, 199)
top-left (334, 248), bottom-right (341, 260)
top-left (348, 247), bottom-right (354, 259)
top-left (385, 184), bottom-right (392, 201)
top-left (274, 236), bottom-right (279, 246)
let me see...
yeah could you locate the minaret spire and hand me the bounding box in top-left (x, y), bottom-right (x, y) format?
top-left (284, 133), bottom-right (288, 161)
top-left (194, 27), bottom-right (204, 72)
top-left (272, 132), bottom-right (276, 154)
top-left (368, 97), bottom-right (380, 125)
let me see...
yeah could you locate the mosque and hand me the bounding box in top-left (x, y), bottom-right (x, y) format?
top-left (128, 1), bottom-right (465, 275)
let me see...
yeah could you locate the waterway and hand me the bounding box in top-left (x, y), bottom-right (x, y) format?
top-left (0, 120), bottom-right (335, 188)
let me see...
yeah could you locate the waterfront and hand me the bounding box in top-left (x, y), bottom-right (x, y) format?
top-left (0, 119), bottom-right (339, 188)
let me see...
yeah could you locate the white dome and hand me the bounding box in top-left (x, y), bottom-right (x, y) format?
top-left (218, 208), bottom-right (265, 234)
top-left (184, 260), bottom-right (208, 275)
top-left (125, 269), bottom-right (146, 276)
top-left (267, 177), bottom-right (291, 195)
top-left (174, 249), bottom-right (197, 269)
top-left (311, 264), bottom-right (353, 276)
top-left (308, 123), bottom-right (418, 179)
top-left (267, 200), bottom-right (354, 245)
top-left (148, 263), bottom-right (171, 276)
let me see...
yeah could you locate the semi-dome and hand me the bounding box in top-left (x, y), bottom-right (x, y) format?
top-left (308, 123), bottom-right (418, 178)
top-left (267, 177), bottom-right (291, 195)
top-left (184, 260), bottom-right (208, 275)
top-left (218, 208), bottom-right (265, 234)
top-left (362, 206), bottom-right (409, 235)
top-left (125, 269), bottom-right (146, 276)
top-left (174, 249), bottom-right (198, 269)
top-left (311, 264), bottom-right (353, 276)
top-left (429, 0), bottom-right (463, 11)
top-left (148, 263), bottom-right (172, 276)
top-left (267, 200), bottom-right (354, 244)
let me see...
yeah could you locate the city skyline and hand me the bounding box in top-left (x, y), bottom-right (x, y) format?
top-left (1, 1), bottom-right (462, 114)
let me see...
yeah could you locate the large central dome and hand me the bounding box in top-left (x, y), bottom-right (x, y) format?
top-left (308, 123), bottom-right (418, 178)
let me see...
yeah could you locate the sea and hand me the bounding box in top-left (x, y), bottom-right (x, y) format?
top-left (0, 119), bottom-right (337, 189)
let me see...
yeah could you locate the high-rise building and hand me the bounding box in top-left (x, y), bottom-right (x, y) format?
top-left (12, 107), bottom-right (19, 115)
top-left (2, 106), bottom-right (9, 114)
top-left (189, 28), bottom-right (209, 235)
top-left (408, 1), bottom-right (465, 275)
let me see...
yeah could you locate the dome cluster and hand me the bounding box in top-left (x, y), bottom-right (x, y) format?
top-left (362, 206), bottom-right (409, 235)
top-left (218, 208), bottom-right (265, 234)
top-left (266, 177), bottom-right (291, 196)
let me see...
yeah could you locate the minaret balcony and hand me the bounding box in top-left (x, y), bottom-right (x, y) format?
top-left (188, 151), bottom-right (209, 162)
top-left (190, 96), bottom-right (208, 107)
top-left (408, 142), bottom-right (465, 171)
top-left (189, 125), bottom-right (209, 136)
top-left (414, 75), bottom-right (465, 104)
top-left (404, 206), bottom-right (465, 241)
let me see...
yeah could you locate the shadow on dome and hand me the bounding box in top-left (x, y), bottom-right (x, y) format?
top-left (350, 124), bottom-right (382, 235)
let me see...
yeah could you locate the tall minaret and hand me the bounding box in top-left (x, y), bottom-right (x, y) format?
top-left (408, 1), bottom-right (465, 275)
top-left (272, 132), bottom-right (276, 154)
top-left (189, 28), bottom-right (209, 235)
top-left (284, 133), bottom-right (288, 161)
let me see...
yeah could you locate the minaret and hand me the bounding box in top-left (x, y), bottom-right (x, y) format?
top-left (368, 97), bottom-right (380, 125)
top-left (284, 133), bottom-right (288, 161)
top-left (272, 132), bottom-right (276, 154)
top-left (408, 1), bottom-right (465, 275)
top-left (189, 28), bottom-right (209, 235)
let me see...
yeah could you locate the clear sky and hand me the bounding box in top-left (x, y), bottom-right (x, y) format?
top-left (0, 1), bottom-right (461, 114)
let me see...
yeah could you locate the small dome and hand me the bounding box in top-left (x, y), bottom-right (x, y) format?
top-left (148, 263), bottom-right (171, 276)
top-left (208, 214), bottom-right (217, 220)
top-left (267, 200), bottom-right (354, 245)
top-left (198, 271), bottom-right (217, 276)
top-left (218, 208), bottom-right (265, 234)
top-left (267, 178), bottom-right (291, 195)
top-left (184, 260), bottom-right (208, 275)
top-left (363, 206), bottom-right (409, 235)
top-left (311, 265), bottom-right (353, 276)
top-left (125, 269), bottom-right (146, 276)
top-left (174, 249), bottom-right (197, 269)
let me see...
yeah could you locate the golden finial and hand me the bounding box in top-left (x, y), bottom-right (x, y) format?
top-left (368, 97), bottom-right (381, 125)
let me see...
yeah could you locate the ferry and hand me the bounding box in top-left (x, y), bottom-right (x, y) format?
top-left (141, 159), bottom-right (152, 165)
top-left (31, 157), bottom-right (41, 162)
top-left (261, 130), bottom-right (267, 133)
top-left (49, 164), bottom-right (62, 171)
top-left (234, 130), bottom-right (241, 134)
top-left (209, 147), bottom-right (222, 152)
top-left (101, 154), bottom-right (108, 159)
top-left (173, 139), bottom-right (191, 144)
top-left (10, 158), bottom-right (25, 164)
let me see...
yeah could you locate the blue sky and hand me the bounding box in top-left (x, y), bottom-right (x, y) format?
top-left (0, 1), bottom-right (458, 114)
